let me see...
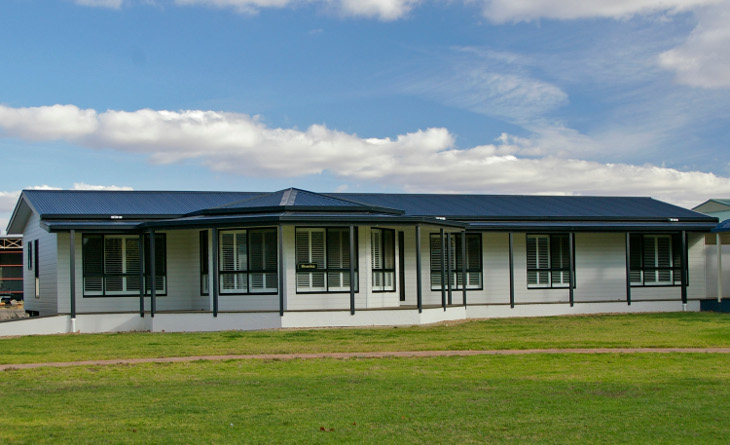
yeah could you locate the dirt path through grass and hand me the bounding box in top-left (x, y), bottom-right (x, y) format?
top-left (3, 347), bottom-right (730, 370)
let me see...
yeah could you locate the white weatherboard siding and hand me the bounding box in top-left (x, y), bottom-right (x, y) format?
top-left (22, 213), bottom-right (58, 316)
top-left (573, 233), bottom-right (628, 303)
top-left (705, 234), bottom-right (730, 299)
top-left (480, 233), bottom-right (511, 305)
top-left (57, 230), bottom-right (201, 314)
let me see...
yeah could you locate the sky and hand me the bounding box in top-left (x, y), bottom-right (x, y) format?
top-left (2, 0), bottom-right (730, 234)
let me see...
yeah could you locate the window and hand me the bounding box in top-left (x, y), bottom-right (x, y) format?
top-left (526, 234), bottom-right (572, 288)
top-left (296, 227), bottom-right (358, 293)
top-left (82, 234), bottom-right (166, 297)
top-left (629, 234), bottom-right (682, 286)
top-left (372, 228), bottom-right (395, 292)
top-left (219, 228), bottom-right (278, 294)
top-left (34, 240), bottom-right (39, 298)
top-left (27, 241), bottom-right (33, 270)
top-left (200, 231), bottom-right (209, 296)
top-left (430, 233), bottom-right (482, 291)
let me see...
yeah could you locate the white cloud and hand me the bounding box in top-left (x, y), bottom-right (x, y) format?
top-left (334, 0), bottom-right (420, 20)
top-left (479, 0), bottom-right (722, 23)
top-left (174, 0), bottom-right (293, 15)
top-left (71, 183), bottom-right (135, 191)
top-left (0, 104), bottom-right (727, 211)
top-left (658, 3), bottom-right (730, 88)
top-left (476, 0), bottom-right (730, 90)
top-left (174, 0), bottom-right (417, 20)
top-left (74, 0), bottom-right (124, 8)
top-left (398, 48), bottom-right (568, 122)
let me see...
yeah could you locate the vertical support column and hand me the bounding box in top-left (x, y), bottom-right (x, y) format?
top-left (462, 232), bottom-right (467, 307)
top-left (718, 233), bottom-right (723, 303)
top-left (207, 230), bottom-right (214, 313)
top-left (69, 230), bottom-right (76, 320)
top-left (440, 228), bottom-right (446, 311)
top-left (212, 227), bottom-right (219, 317)
top-left (446, 232), bottom-right (452, 306)
top-left (568, 232), bottom-right (574, 307)
top-left (625, 233), bottom-right (632, 306)
top-left (149, 230), bottom-right (156, 318)
top-left (681, 231), bottom-right (688, 305)
top-left (279, 225), bottom-right (285, 316)
top-left (139, 234), bottom-right (145, 317)
top-left (415, 225), bottom-right (423, 313)
top-left (349, 224), bottom-right (356, 316)
top-left (508, 232), bottom-right (515, 308)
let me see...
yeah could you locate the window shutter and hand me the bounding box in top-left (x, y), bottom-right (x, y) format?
top-left (221, 233), bottom-right (236, 272)
top-left (371, 229), bottom-right (383, 270)
top-left (125, 237), bottom-right (141, 291)
top-left (104, 237), bottom-right (123, 292)
top-left (383, 230), bottom-right (394, 270)
top-left (83, 235), bottom-right (103, 294)
top-left (656, 235), bottom-right (672, 283)
top-left (629, 234), bottom-right (642, 283)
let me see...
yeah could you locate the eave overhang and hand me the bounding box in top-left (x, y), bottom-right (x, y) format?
top-left (467, 220), bottom-right (719, 232)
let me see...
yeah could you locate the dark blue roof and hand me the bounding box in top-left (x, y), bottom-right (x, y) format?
top-left (713, 219), bottom-right (730, 232)
top-left (202, 188), bottom-right (402, 215)
top-left (331, 193), bottom-right (711, 220)
top-left (16, 188), bottom-right (718, 234)
top-left (22, 190), bottom-right (263, 217)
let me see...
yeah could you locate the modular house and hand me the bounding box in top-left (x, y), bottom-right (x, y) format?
top-left (3, 188), bottom-right (718, 334)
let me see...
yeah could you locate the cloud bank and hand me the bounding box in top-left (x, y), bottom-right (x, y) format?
top-left (0, 104), bottom-right (727, 210)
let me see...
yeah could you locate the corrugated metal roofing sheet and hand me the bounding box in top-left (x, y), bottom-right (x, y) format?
top-left (330, 193), bottom-right (712, 220)
top-left (210, 188), bottom-right (386, 211)
top-left (23, 190), bottom-right (264, 217)
top-left (20, 188), bottom-right (716, 226)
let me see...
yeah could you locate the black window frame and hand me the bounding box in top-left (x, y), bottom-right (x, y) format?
top-left (217, 227), bottom-right (278, 295)
top-left (526, 233), bottom-right (574, 289)
top-left (82, 233), bottom-right (167, 298)
top-left (295, 227), bottom-right (359, 294)
top-left (429, 233), bottom-right (483, 291)
top-left (629, 233), bottom-right (683, 287)
top-left (371, 228), bottom-right (396, 293)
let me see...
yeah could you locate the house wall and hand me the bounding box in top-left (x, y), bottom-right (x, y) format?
top-left (22, 213), bottom-right (58, 316)
top-left (704, 233), bottom-right (730, 299)
top-left (421, 231), bottom-right (706, 308)
top-left (56, 230), bottom-right (201, 314)
top-left (282, 225), bottom-right (402, 311)
top-left (23, 214), bottom-right (709, 316)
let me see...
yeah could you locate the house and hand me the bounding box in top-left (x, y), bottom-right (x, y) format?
top-left (1, 188), bottom-right (718, 335)
top-left (693, 199), bottom-right (730, 223)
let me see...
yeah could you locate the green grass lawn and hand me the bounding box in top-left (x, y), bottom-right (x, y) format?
top-left (1, 312), bottom-right (730, 364)
top-left (2, 313), bottom-right (730, 443)
top-left (2, 353), bottom-right (729, 444)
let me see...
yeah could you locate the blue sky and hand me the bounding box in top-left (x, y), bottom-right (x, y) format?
top-left (2, 0), bottom-right (730, 233)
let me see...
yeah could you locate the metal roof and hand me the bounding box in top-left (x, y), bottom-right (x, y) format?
top-left (331, 193), bottom-right (713, 220)
top-left (713, 219), bottom-right (730, 233)
top-left (194, 188), bottom-right (403, 216)
top-left (468, 221), bottom-right (718, 232)
top-left (14, 188), bottom-right (718, 234)
top-left (22, 190), bottom-right (263, 218)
